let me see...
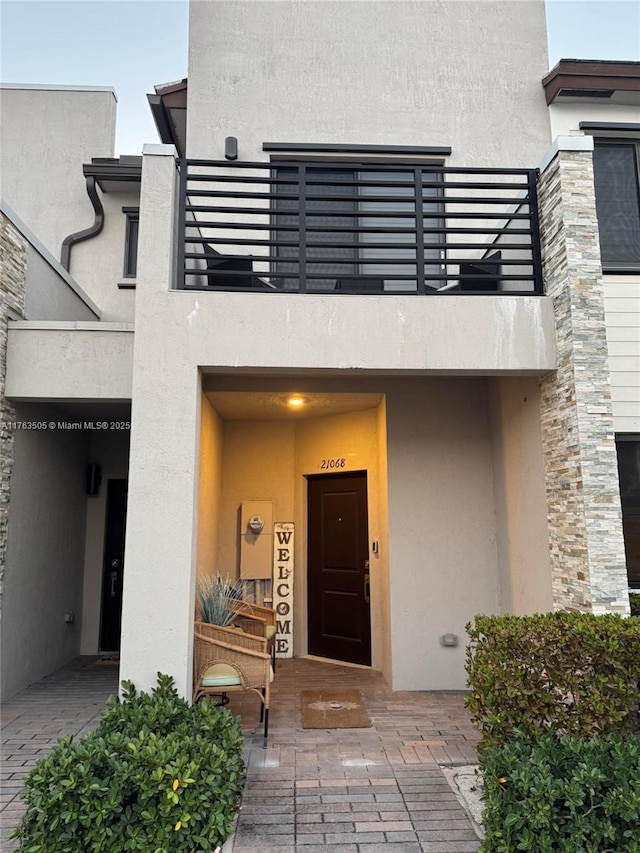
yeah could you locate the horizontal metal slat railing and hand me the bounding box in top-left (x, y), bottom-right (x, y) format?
top-left (176, 159), bottom-right (543, 295)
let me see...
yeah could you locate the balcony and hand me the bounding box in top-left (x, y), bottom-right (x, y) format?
top-left (177, 160), bottom-right (543, 295)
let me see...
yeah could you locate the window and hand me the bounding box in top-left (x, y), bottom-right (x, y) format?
top-left (616, 436), bottom-right (640, 588)
top-left (122, 207), bottom-right (139, 278)
top-left (592, 140), bottom-right (640, 271)
top-left (272, 166), bottom-right (443, 292)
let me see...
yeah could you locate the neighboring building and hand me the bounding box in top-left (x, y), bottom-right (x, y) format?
top-left (1, 2), bottom-right (637, 702)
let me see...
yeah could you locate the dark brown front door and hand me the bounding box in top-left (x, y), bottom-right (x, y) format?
top-left (307, 472), bottom-right (371, 665)
top-left (99, 479), bottom-right (128, 652)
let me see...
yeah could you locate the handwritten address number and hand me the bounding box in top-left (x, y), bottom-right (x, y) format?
top-left (320, 457), bottom-right (346, 469)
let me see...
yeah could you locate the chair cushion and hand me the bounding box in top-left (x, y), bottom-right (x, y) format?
top-left (201, 663), bottom-right (242, 687)
top-left (265, 625), bottom-right (277, 640)
top-left (200, 663), bottom-right (275, 688)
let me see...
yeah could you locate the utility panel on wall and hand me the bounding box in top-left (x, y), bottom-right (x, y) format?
top-left (239, 501), bottom-right (273, 579)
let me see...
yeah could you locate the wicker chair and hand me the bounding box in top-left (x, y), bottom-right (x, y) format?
top-left (193, 621), bottom-right (272, 747)
top-left (227, 599), bottom-right (278, 670)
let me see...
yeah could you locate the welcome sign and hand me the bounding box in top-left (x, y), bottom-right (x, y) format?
top-left (272, 522), bottom-right (294, 658)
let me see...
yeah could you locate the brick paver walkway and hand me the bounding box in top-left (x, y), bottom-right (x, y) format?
top-left (1, 658), bottom-right (119, 850)
top-left (1, 657), bottom-right (480, 852)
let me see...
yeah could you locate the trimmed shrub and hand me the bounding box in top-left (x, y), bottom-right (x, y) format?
top-left (631, 593), bottom-right (640, 617)
top-left (465, 612), bottom-right (640, 749)
top-left (479, 730), bottom-right (640, 853)
top-left (12, 674), bottom-right (244, 853)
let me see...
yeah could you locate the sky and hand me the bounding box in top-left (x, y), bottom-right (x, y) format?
top-left (1, 0), bottom-right (639, 155)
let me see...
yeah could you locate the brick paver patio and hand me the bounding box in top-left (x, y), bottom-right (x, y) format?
top-left (1, 656), bottom-right (480, 852)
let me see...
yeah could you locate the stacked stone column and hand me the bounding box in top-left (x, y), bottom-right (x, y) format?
top-left (0, 211), bottom-right (27, 608)
top-left (538, 139), bottom-right (629, 615)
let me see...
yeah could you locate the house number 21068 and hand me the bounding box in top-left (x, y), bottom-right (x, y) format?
top-left (320, 458), bottom-right (346, 469)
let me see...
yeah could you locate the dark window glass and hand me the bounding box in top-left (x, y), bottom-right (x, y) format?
top-left (123, 211), bottom-right (139, 278)
top-left (274, 168), bottom-right (357, 291)
top-left (593, 142), bottom-right (640, 270)
top-left (616, 438), bottom-right (640, 587)
top-left (273, 166), bottom-right (442, 291)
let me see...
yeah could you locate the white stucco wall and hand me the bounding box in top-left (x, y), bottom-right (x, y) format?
top-left (1, 199), bottom-right (100, 322)
top-left (196, 396), bottom-right (224, 578)
top-left (187, 0), bottom-right (550, 165)
top-left (548, 103), bottom-right (640, 139)
top-left (217, 420), bottom-right (296, 577)
top-left (375, 398), bottom-right (392, 683)
top-left (385, 378), bottom-right (500, 690)
top-left (1, 404), bottom-right (89, 700)
top-left (5, 323), bottom-right (134, 402)
top-left (25, 246), bottom-right (99, 322)
top-left (70, 188), bottom-right (140, 322)
top-left (488, 376), bottom-right (553, 614)
top-left (0, 85), bottom-right (116, 262)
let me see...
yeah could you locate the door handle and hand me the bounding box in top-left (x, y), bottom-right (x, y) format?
top-left (364, 573), bottom-right (370, 604)
top-left (110, 571), bottom-right (118, 598)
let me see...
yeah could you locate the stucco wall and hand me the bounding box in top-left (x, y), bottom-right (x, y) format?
top-left (375, 398), bottom-right (392, 684)
top-left (0, 85), bottom-right (116, 262)
top-left (216, 419), bottom-right (296, 577)
top-left (5, 323), bottom-right (134, 402)
top-left (385, 378), bottom-right (501, 690)
top-left (25, 244), bottom-right (99, 322)
top-left (1, 404), bottom-right (89, 700)
top-left (70, 188), bottom-right (140, 322)
top-left (488, 376), bottom-right (553, 614)
top-left (187, 0), bottom-right (550, 165)
top-left (196, 396), bottom-right (224, 578)
top-left (548, 103), bottom-right (640, 139)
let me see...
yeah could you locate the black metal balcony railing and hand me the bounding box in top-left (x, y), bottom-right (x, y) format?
top-left (177, 159), bottom-right (542, 294)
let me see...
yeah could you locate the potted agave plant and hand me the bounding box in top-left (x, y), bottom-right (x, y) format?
top-left (196, 572), bottom-right (248, 626)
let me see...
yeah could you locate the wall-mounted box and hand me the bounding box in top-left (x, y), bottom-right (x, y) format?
top-left (239, 501), bottom-right (273, 579)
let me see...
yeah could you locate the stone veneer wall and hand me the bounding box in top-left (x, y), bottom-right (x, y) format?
top-left (538, 146), bottom-right (629, 615)
top-left (0, 211), bottom-right (27, 608)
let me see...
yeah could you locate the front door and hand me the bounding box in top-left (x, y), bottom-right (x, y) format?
top-left (99, 479), bottom-right (128, 652)
top-left (307, 472), bottom-right (371, 665)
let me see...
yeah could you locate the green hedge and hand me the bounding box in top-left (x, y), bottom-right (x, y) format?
top-left (12, 674), bottom-right (244, 853)
top-left (465, 612), bottom-right (640, 750)
top-left (631, 593), bottom-right (640, 617)
top-left (479, 730), bottom-right (640, 853)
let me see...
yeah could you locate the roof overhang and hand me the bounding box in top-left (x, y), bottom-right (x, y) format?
top-left (543, 59), bottom-right (640, 106)
top-left (83, 156), bottom-right (142, 194)
top-left (542, 59), bottom-right (640, 105)
top-left (148, 78), bottom-right (187, 158)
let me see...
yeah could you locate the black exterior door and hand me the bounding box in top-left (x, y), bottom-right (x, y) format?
top-left (307, 472), bottom-right (371, 665)
top-left (99, 479), bottom-right (128, 652)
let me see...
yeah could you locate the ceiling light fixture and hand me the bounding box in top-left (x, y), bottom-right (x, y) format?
top-left (288, 396), bottom-right (305, 408)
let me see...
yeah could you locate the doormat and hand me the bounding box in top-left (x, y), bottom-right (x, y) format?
top-left (300, 689), bottom-right (371, 729)
top-left (96, 655), bottom-right (120, 665)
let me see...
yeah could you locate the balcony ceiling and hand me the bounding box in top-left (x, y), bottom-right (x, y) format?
top-left (205, 391), bottom-right (383, 421)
